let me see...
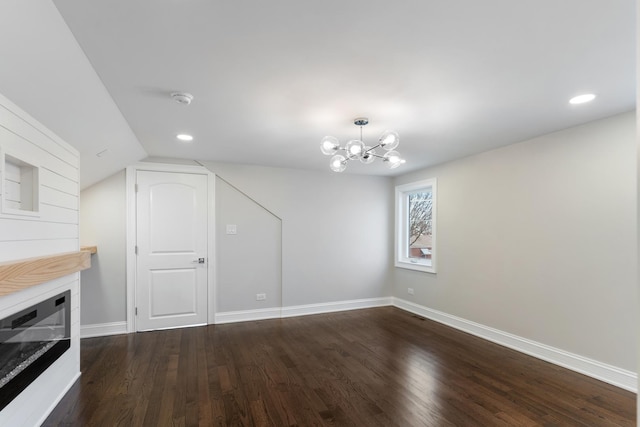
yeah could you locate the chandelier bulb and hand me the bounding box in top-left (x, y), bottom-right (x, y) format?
top-left (320, 136), bottom-right (340, 155)
top-left (345, 140), bottom-right (365, 160)
top-left (383, 150), bottom-right (403, 169)
top-left (379, 130), bottom-right (400, 151)
top-left (329, 154), bottom-right (347, 172)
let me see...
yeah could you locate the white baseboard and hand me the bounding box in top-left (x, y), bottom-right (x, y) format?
top-left (392, 298), bottom-right (637, 393)
top-left (81, 321), bottom-right (128, 338)
top-left (80, 299), bottom-right (635, 393)
top-left (281, 297), bottom-right (393, 318)
top-left (215, 307), bottom-right (282, 324)
top-left (215, 297), bottom-right (393, 324)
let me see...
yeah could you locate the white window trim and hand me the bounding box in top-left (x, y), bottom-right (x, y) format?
top-left (395, 178), bottom-right (437, 273)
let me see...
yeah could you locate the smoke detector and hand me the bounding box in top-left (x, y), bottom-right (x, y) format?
top-left (171, 92), bottom-right (194, 105)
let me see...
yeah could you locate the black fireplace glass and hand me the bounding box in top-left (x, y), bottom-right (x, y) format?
top-left (0, 290), bottom-right (71, 410)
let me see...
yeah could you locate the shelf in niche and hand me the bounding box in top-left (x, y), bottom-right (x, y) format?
top-left (2, 151), bottom-right (40, 217)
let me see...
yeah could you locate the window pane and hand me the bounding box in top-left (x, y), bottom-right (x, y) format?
top-left (395, 178), bottom-right (436, 273)
top-left (407, 191), bottom-right (432, 262)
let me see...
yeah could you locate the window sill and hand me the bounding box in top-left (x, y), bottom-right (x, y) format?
top-left (395, 260), bottom-right (436, 274)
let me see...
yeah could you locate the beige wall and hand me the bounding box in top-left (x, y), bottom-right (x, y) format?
top-left (395, 111), bottom-right (637, 371)
top-left (79, 163), bottom-right (394, 324)
top-left (79, 113), bottom-right (636, 381)
top-left (216, 178), bottom-right (282, 312)
top-left (80, 170), bottom-right (127, 325)
top-left (636, 2), bottom-right (639, 416)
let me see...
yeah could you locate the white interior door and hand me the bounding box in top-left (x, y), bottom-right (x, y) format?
top-left (135, 170), bottom-right (208, 331)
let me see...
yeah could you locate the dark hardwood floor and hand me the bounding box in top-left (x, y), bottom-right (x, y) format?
top-left (44, 307), bottom-right (635, 426)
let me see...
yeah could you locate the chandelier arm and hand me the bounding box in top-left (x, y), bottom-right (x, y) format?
top-left (368, 153), bottom-right (386, 159)
top-left (364, 143), bottom-right (382, 154)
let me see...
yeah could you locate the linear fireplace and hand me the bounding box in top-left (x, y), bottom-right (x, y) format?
top-left (0, 290), bottom-right (71, 411)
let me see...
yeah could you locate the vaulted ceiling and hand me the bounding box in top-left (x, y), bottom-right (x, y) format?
top-left (0, 1), bottom-right (635, 187)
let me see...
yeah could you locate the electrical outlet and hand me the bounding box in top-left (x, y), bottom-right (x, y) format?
top-left (256, 293), bottom-right (266, 301)
top-left (407, 288), bottom-right (414, 295)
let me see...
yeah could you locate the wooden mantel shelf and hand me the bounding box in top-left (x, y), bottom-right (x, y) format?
top-left (0, 251), bottom-right (92, 297)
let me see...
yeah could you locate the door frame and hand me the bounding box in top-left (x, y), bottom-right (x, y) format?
top-left (125, 162), bottom-right (216, 333)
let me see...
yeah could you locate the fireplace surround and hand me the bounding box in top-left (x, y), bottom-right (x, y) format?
top-left (0, 89), bottom-right (84, 426)
top-left (0, 251), bottom-right (90, 425)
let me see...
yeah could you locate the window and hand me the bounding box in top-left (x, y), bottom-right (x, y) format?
top-left (395, 178), bottom-right (436, 273)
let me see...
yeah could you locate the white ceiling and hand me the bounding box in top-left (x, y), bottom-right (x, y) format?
top-left (6, 1), bottom-right (638, 183)
top-left (0, 1), bottom-right (147, 188)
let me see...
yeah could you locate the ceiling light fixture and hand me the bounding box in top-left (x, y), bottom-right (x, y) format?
top-left (176, 133), bottom-right (193, 142)
top-left (320, 118), bottom-right (405, 172)
top-left (569, 93), bottom-right (596, 105)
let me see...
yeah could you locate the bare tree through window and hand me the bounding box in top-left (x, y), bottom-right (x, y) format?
top-left (408, 191), bottom-right (432, 257)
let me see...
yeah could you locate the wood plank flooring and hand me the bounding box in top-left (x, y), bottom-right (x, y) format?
top-left (44, 307), bottom-right (635, 426)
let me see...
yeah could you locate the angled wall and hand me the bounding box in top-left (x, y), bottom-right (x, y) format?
top-left (216, 178), bottom-right (282, 313)
top-left (203, 163), bottom-right (394, 313)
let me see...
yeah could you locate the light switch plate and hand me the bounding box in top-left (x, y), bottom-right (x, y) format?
top-left (226, 224), bottom-right (237, 235)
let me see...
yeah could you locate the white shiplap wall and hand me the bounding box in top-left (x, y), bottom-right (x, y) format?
top-left (0, 92), bottom-right (81, 427)
top-left (0, 94), bottom-right (79, 259)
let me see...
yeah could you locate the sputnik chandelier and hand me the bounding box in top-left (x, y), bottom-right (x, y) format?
top-left (320, 118), bottom-right (405, 172)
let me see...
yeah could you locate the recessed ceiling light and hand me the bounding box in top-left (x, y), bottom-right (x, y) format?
top-left (176, 134), bottom-right (193, 142)
top-left (569, 94), bottom-right (596, 105)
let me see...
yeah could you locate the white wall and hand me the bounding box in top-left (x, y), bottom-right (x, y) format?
top-left (395, 111), bottom-right (637, 372)
top-left (202, 163), bottom-right (394, 309)
top-left (80, 170), bottom-right (127, 326)
top-left (0, 92), bottom-right (81, 426)
top-left (0, 95), bottom-right (79, 258)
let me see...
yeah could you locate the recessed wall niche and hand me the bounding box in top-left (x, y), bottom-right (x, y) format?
top-left (2, 152), bottom-right (39, 215)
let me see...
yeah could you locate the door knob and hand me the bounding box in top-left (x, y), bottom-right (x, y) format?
top-left (192, 258), bottom-right (205, 264)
